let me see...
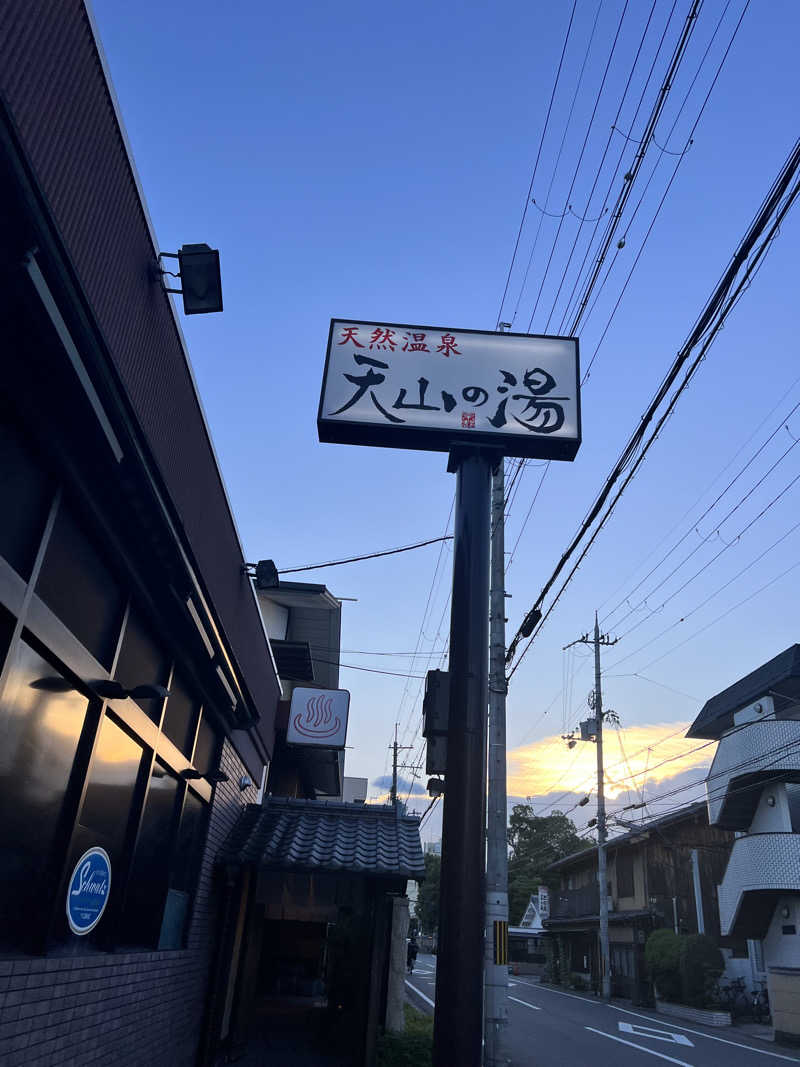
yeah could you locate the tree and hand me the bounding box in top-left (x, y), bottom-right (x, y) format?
top-left (644, 929), bottom-right (682, 1002)
top-left (681, 934), bottom-right (723, 1007)
top-left (415, 853), bottom-right (440, 935)
top-left (507, 806), bottom-right (589, 925)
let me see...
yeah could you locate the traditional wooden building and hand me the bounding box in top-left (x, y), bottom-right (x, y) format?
top-left (543, 803), bottom-right (734, 1002)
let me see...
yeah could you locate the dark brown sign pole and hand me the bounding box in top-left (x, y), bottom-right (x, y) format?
top-left (433, 448), bottom-right (495, 1067)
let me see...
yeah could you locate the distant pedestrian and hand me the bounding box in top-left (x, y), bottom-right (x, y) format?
top-left (407, 939), bottom-right (418, 974)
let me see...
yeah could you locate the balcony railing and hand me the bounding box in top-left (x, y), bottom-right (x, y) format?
top-left (718, 832), bottom-right (800, 936)
top-left (707, 720), bottom-right (800, 828)
top-left (549, 884), bottom-right (600, 919)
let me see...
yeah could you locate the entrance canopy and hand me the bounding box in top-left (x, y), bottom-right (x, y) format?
top-left (219, 797), bottom-right (425, 881)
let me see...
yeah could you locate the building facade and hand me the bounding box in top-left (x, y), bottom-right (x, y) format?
top-left (688, 645), bottom-right (800, 1046)
top-left (0, 2), bottom-right (281, 1063)
top-left (543, 804), bottom-right (734, 1002)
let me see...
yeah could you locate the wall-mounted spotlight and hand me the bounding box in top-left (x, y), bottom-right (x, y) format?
top-left (239, 774), bottom-right (254, 792)
top-left (427, 777), bottom-right (445, 797)
top-left (158, 244), bottom-right (223, 315)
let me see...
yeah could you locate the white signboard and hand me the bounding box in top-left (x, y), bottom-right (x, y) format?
top-left (288, 687), bottom-right (350, 749)
top-left (538, 885), bottom-right (550, 919)
top-left (318, 320), bottom-right (580, 461)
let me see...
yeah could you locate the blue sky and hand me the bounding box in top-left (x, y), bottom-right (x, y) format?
top-left (92, 0), bottom-right (800, 839)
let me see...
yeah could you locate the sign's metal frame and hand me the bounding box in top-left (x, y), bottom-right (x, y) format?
top-left (318, 318), bottom-right (581, 461)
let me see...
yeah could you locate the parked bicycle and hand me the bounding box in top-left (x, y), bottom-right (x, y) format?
top-left (710, 976), bottom-right (748, 1018)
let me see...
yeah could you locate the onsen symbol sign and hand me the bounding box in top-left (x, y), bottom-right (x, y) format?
top-left (287, 687), bottom-right (350, 750)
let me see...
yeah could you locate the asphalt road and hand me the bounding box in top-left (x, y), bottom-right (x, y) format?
top-left (405, 954), bottom-right (800, 1066)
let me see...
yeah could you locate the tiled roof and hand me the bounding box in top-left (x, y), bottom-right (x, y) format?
top-left (218, 797), bottom-right (425, 880)
top-left (544, 801), bottom-right (708, 871)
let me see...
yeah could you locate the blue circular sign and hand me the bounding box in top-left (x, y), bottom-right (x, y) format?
top-left (66, 847), bottom-right (111, 935)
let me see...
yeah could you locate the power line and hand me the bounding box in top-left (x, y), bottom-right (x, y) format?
top-left (564, 0), bottom-right (703, 336)
top-left (511, 0), bottom-right (605, 326)
top-left (526, 0), bottom-right (633, 330)
top-left (597, 366), bottom-right (800, 620)
top-left (506, 137), bottom-right (800, 676)
top-left (602, 394), bottom-right (800, 628)
top-left (275, 535), bottom-right (453, 574)
top-left (542, 0), bottom-right (661, 334)
top-left (611, 455), bottom-right (800, 642)
top-left (496, 0), bottom-right (579, 325)
top-left (502, 0), bottom-right (743, 586)
top-left (575, 0), bottom-right (753, 378)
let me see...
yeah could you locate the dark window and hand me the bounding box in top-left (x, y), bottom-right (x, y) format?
top-left (0, 415), bottom-right (54, 580)
top-left (159, 789), bottom-right (206, 949)
top-left (617, 852), bottom-right (635, 898)
top-left (119, 762), bottom-right (179, 948)
top-left (78, 714), bottom-right (143, 856)
top-left (192, 714), bottom-right (219, 776)
top-left (161, 671), bottom-right (198, 756)
top-left (36, 501), bottom-right (125, 668)
top-left (0, 640), bottom-right (88, 951)
top-left (114, 605), bottom-right (170, 723)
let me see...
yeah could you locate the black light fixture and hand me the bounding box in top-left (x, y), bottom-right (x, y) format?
top-left (427, 777), bottom-right (445, 797)
top-left (158, 243), bottom-right (223, 315)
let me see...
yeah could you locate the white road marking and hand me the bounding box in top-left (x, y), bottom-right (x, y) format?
top-left (514, 981), bottom-right (601, 1005)
top-left (585, 1027), bottom-right (692, 1066)
top-left (619, 1022), bottom-right (693, 1046)
top-left (508, 996), bottom-right (541, 1011)
top-left (405, 980), bottom-right (435, 1008)
top-left (611, 1005), bottom-right (800, 1062)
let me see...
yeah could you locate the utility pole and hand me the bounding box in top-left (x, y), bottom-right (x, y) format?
top-left (485, 459), bottom-right (509, 1067)
top-left (433, 449), bottom-right (492, 1067)
top-left (389, 723), bottom-right (412, 808)
top-left (564, 613), bottom-right (618, 1001)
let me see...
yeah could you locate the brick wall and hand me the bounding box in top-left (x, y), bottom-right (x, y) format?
top-left (0, 740), bottom-right (258, 1067)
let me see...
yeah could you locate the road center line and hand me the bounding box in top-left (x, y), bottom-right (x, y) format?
top-left (405, 980), bottom-right (435, 1008)
top-left (610, 1005), bottom-right (800, 1061)
top-left (585, 1027), bottom-right (692, 1066)
top-left (508, 996), bottom-right (541, 1011)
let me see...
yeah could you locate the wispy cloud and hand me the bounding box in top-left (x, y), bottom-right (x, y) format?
top-left (371, 774), bottom-right (426, 797)
top-left (508, 722), bottom-right (714, 806)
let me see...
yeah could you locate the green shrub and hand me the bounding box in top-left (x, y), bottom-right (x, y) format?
top-left (645, 929), bottom-right (682, 1002)
top-left (680, 934), bottom-right (724, 1007)
top-left (377, 1004), bottom-right (433, 1067)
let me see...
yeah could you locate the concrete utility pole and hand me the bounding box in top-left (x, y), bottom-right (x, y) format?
top-left (389, 724), bottom-right (412, 808)
top-left (565, 613), bottom-right (617, 1001)
top-left (485, 460), bottom-right (509, 1067)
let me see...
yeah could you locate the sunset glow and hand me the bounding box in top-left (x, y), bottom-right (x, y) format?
top-left (507, 721), bottom-right (715, 802)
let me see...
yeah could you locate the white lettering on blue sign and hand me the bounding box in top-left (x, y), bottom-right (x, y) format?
top-left (66, 847), bottom-right (111, 935)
